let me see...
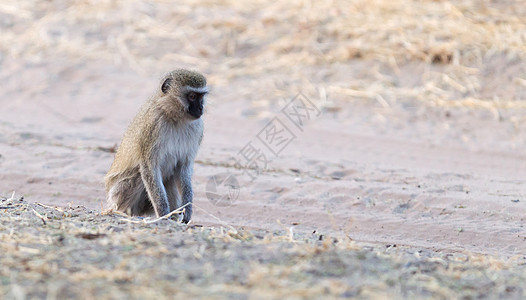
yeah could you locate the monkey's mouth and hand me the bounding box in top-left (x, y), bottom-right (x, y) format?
top-left (188, 107), bottom-right (203, 119)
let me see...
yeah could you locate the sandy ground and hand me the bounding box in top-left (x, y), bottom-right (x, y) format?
top-left (1, 0), bottom-right (526, 296)
top-left (3, 58), bottom-right (526, 257)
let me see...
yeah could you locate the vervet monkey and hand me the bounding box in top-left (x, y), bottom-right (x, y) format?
top-left (105, 69), bottom-right (207, 223)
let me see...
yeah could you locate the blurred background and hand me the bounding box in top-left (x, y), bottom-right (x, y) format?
top-left (1, 0), bottom-right (526, 253)
top-left (1, 0), bottom-right (525, 146)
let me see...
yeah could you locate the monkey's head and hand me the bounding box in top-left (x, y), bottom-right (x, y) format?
top-left (159, 69), bottom-right (208, 121)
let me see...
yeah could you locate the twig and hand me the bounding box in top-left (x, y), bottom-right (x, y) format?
top-left (192, 203), bottom-right (237, 232)
top-left (32, 208), bottom-right (47, 225)
top-left (36, 202), bottom-right (64, 212)
top-left (143, 203), bottom-right (189, 224)
top-left (100, 197), bottom-right (104, 214)
top-left (275, 219), bottom-right (300, 243)
top-left (119, 203), bottom-right (190, 224)
top-left (7, 191), bottom-right (16, 201)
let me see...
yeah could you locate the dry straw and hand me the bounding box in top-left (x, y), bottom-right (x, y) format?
top-left (0, 0), bottom-right (524, 110)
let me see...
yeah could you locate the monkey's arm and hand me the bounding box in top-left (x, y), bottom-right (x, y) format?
top-left (140, 162), bottom-right (170, 217)
top-left (179, 162), bottom-right (194, 223)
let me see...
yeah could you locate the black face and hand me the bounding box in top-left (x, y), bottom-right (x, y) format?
top-left (186, 91), bottom-right (206, 119)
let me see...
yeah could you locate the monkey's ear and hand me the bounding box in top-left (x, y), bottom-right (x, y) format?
top-left (161, 77), bottom-right (172, 94)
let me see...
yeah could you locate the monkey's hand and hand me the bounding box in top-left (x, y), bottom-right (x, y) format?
top-left (182, 204), bottom-right (192, 224)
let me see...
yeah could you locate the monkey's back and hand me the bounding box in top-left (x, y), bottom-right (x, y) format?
top-left (104, 100), bottom-right (159, 191)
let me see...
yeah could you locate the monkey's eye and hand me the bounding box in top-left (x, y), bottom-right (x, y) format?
top-left (187, 92), bottom-right (198, 102)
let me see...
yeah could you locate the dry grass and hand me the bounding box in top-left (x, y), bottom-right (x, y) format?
top-left (2, 0), bottom-right (525, 64)
top-left (1, 195), bottom-right (526, 299)
top-left (1, 0), bottom-right (525, 110)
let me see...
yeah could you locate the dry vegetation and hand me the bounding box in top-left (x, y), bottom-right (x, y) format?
top-left (1, 0), bottom-right (525, 109)
top-left (1, 195), bottom-right (526, 299)
top-left (3, 0), bottom-right (525, 64)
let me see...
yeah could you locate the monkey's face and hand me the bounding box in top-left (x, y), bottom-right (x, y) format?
top-left (160, 72), bottom-right (208, 121)
top-left (184, 90), bottom-right (207, 120)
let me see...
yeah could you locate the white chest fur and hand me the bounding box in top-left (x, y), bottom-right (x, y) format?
top-left (158, 119), bottom-right (203, 178)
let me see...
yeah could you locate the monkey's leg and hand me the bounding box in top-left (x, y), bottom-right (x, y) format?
top-left (178, 162), bottom-right (194, 223)
top-left (139, 163), bottom-right (170, 217)
top-left (108, 174), bottom-right (150, 216)
top-left (164, 175), bottom-right (181, 213)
